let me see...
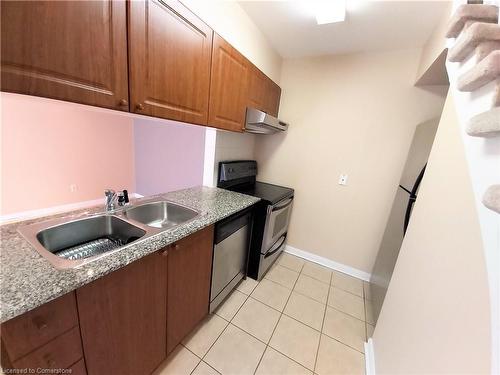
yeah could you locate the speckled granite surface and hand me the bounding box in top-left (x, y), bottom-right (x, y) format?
top-left (0, 186), bottom-right (259, 323)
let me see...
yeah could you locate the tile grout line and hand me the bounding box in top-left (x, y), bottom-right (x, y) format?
top-left (257, 260), bottom-right (368, 356)
top-left (183, 256), bottom-right (370, 375)
top-left (221, 290), bottom-right (366, 370)
top-left (252, 259), bottom-right (305, 375)
top-left (194, 289), bottom-right (253, 374)
top-left (312, 269), bottom-right (332, 374)
top-left (283, 253), bottom-right (367, 289)
top-left (277, 257), bottom-right (366, 301)
top-left (257, 262), bottom-right (370, 365)
top-left (183, 346), bottom-right (216, 375)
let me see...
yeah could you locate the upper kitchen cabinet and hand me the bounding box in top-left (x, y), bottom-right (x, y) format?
top-left (0, 1), bottom-right (129, 111)
top-left (208, 34), bottom-right (250, 132)
top-left (247, 66), bottom-right (282, 117)
top-left (264, 79), bottom-right (281, 117)
top-left (128, 0), bottom-right (213, 125)
top-left (247, 66), bottom-right (268, 113)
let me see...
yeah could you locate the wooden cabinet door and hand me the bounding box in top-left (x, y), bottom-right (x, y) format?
top-left (0, 1), bottom-right (129, 111)
top-left (208, 34), bottom-right (250, 132)
top-left (77, 251), bottom-right (168, 375)
top-left (264, 79), bottom-right (282, 117)
top-left (129, 0), bottom-right (213, 125)
top-left (247, 65), bottom-right (281, 117)
top-left (167, 226), bottom-right (214, 354)
top-left (247, 66), bottom-right (267, 113)
top-left (1, 292), bottom-right (79, 362)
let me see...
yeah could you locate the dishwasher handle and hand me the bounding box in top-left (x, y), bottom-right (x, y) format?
top-left (215, 210), bottom-right (251, 244)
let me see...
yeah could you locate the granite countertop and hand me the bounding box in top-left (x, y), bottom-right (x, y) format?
top-left (0, 186), bottom-right (260, 323)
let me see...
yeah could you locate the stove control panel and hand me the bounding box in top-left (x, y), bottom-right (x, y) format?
top-left (218, 161), bottom-right (258, 183)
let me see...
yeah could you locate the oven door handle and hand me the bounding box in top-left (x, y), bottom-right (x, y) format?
top-left (264, 235), bottom-right (287, 258)
top-left (271, 197), bottom-right (293, 212)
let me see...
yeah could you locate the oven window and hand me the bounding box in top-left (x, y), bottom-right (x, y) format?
top-left (273, 209), bottom-right (289, 238)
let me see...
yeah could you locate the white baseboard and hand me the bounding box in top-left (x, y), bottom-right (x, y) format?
top-left (285, 245), bottom-right (372, 281)
top-left (364, 338), bottom-right (376, 375)
top-left (0, 193), bottom-right (144, 225)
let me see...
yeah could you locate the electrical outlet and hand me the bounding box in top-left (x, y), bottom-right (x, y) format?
top-left (338, 174), bottom-right (348, 186)
top-left (70, 184), bottom-right (78, 193)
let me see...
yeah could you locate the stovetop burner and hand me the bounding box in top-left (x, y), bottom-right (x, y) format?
top-left (236, 181), bottom-right (293, 205)
top-left (217, 160), bottom-right (293, 204)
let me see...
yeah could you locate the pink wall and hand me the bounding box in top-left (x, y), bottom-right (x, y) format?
top-left (1, 93), bottom-right (206, 216)
top-left (1, 93), bottom-right (135, 214)
top-left (133, 118), bottom-right (205, 196)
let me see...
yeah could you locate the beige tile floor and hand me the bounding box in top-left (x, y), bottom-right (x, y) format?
top-left (154, 253), bottom-right (375, 375)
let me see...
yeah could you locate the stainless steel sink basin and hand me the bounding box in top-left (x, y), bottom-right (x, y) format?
top-left (123, 200), bottom-right (199, 229)
top-left (19, 215), bottom-right (146, 269)
top-left (18, 198), bottom-right (200, 269)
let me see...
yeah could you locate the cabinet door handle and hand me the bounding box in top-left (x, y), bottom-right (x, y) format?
top-left (119, 99), bottom-right (128, 107)
top-left (44, 354), bottom-right (56, 368)
top-left (172, 243), bottom-right (179, 250)
top-left (161, 248), bottom-right (169, 257)
top-left (33, 316), bottom-right (48, 330)
top-left (136, 103), bottom-right (144, 111)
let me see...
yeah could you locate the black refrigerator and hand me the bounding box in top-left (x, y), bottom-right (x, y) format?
top-left (369, 117), bottom-right (440, 323)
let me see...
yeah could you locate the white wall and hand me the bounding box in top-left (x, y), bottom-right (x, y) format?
top-left (255, 48), bottom-right (448, 274)
top-left (372, 92), bottom-right (492, 374)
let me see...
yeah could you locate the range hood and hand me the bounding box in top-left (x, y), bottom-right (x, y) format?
top-left (244, 108), bottom-right (289, 134)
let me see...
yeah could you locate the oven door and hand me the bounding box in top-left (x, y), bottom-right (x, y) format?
top-left (258, 234), bottom-right (287, 280)
top-left (262, 196), bottom-right (293, 252)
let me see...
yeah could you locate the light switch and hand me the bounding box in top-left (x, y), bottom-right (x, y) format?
top-left (338, 174), bottom-right (348, 186)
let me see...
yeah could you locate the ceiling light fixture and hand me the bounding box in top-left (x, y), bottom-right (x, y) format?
top-left (313, 0), bottom-right (346, 25)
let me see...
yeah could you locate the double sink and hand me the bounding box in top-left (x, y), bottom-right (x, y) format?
top-left (18, 199), bottom-right (200, 269)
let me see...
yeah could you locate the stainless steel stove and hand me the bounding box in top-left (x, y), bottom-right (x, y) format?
top-left (218, 160), bottom-right (294, 280)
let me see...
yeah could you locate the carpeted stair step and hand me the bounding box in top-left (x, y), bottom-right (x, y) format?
top-left (466, 107), bottom-right (500, 137)
top-left (476, 40), bottom-right (500, 62)
top-left (446, 4), bottom-right (499, 38)
top-left (494, 83), bottom-right (500, 107)
top-left (457, 50), bottom-right (500, 91)
top-left (448, 23), bottom-right (500, 62)
top-left (483, 185), bottom-right (500, 214)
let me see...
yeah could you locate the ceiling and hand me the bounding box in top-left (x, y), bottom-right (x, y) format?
top-left (238, 1), bottom-right (451, 59)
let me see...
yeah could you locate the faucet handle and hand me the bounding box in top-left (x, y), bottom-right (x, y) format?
top-left (122, 189), bottom-right (129, 204)
top-left (105, 189), bottom-right (116, 197)
top-left (117, 190), bottom-right (130, 207)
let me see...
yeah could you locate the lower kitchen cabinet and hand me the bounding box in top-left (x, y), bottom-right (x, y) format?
top-left (77, 250), bottom-right (168, 375)
top-left (1, 292), bottom-right (85, 372)
top-left (167, 225), bottom-right (214, 354)
top-left (1, 226), bottom-right (216, 375)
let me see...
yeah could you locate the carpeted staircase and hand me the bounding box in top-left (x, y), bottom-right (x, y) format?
top-left (447, 2), bottom-right (500, 215)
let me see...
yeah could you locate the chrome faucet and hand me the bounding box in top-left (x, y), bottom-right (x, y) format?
top-left (105, 189), bottom-right (130, 212)
top-left (104, 189), bottom-right (117, 212)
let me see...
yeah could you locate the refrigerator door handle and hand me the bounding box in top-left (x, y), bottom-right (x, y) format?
top-left (403, 164), bottom-right (427, 235)
top-left (403, 196), bottom-right (416, 234)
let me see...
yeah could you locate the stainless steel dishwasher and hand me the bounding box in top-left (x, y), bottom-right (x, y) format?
top-left (210, 209), bottom-right (252, 312)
